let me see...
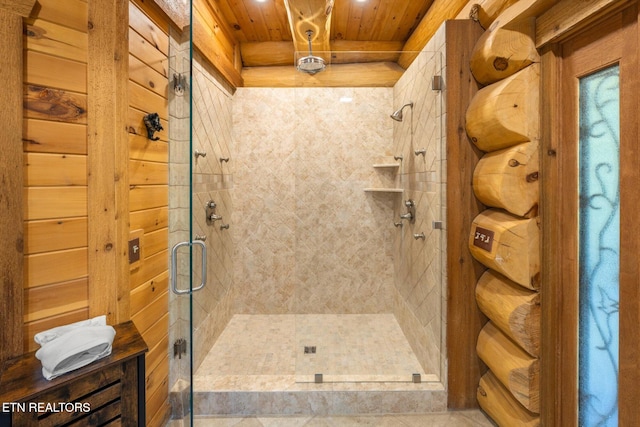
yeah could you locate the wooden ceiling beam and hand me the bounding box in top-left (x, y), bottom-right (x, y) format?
top-left (331, 40), bottom-right (404, 64)
top-left (240, 40), bottom-right (404, 67)
top-left (241, 61), bottom-right (404, 87)
top-left (193, 0), bottom-right (243, 88)
top-left (398, 0), bottom-right (468, 69)
top-left (241, 41), bottom-right (294, 66)
top-left (283, 0), bottom-right (334, 61)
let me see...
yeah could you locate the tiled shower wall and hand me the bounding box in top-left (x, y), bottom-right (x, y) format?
top-left (392, 31), bottom-right (447, 380)
top-left (168, 39), bottom-right (235, 389)
top-left (169, 36), bottom-right (448, 390)
top-left (232, 88), bottom-right (397, 314)
top-left (190, 54), bottom-right (235, 370)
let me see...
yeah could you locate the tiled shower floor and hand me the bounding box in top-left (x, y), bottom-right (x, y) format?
top-left (194, 314), bottom-right (438, 391)
top-left (188, 314), bottom-right (447, 416)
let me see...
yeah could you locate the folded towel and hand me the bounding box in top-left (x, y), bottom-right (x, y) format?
top-left (35, 325), bottom-right (116, 380)
top-left (34, 315), bottom-right (107, 346)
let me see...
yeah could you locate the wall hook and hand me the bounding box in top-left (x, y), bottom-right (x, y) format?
top-left (143, 113), bottom-right (163, 141)
top-left (220, 157), bottom-right (230, 163)
top-left (195, 150), bottom-right (207, 159)
top-left (413, 232), bottom-right (426, 240)
top-left (414, 148), bottom-right (426, 157)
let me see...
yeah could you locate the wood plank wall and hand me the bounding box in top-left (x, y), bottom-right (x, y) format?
top-left (20, 1), bottom-right (171, 424)
top-left (22, 0), bottom-right (90, 352)
top-left (128, 2), bottom-right (171, 425)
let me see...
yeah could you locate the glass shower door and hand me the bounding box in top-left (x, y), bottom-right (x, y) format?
top-left (167, 2), bottom-right (199, 424)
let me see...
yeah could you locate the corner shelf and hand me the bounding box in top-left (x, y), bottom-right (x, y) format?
top-left (372, 163), bottom-right (400, 169)
top-left (364, 188), bottom-right (404, 193)
top-left (365, 157), bottom-right (402, 194)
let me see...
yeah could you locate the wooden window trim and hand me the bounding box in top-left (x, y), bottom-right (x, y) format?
top-left (541, 5), bottom-right (640, 426)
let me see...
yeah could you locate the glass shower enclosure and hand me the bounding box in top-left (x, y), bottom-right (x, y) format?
top-left (166, 2), bottom-right (446, 422)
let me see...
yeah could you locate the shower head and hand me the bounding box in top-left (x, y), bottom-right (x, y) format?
top-left (390, 102), bottom-right (414, 122)
top-left (297, 29), bottom-right (326, 74)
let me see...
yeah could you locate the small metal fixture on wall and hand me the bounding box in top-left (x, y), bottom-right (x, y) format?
top-left (173, 73), bottom-right (186, 96)
top-left (390, 102), bottom-right (413, 122)
top-left (205, 200), bottom-right (222, 224)
top-left (143, 112), bottom-right (163, 141)
top-left (400, 199), bottom-right (416, 224)
top-left (174, 338), bottom-right (187, 359)
top-left (432, 75), bottom-right (443, 91)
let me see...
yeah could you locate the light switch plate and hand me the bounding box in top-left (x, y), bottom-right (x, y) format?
top-left (129, 229), bottom-right (144, 271)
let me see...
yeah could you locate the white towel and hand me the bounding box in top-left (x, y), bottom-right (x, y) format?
top-left (34, 316), bottom-right (116, 381)
top-left (34, 315), bottom-right (107, 346)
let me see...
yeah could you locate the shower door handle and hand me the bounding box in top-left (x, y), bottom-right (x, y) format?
top-left (170, 240), bottom-right (207, 294)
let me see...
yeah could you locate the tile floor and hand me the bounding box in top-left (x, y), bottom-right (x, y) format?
top-left (167, 410), bottom-right (495, 426)
top-left (176, 314), bottom-right (493, 423)
top-left (194, 314), bottom-right (435, 390)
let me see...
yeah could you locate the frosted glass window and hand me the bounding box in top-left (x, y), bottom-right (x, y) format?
top-left (578, 65), bottom-right (620, 426)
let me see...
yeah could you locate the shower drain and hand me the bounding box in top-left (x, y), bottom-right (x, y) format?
top-left (304, 346), bottom-right (316, 354)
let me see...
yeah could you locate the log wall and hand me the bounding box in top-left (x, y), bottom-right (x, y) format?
top-left (463, 0), bottom-right (547, 425)
top-left (128, 2), bottom-right (171, 426)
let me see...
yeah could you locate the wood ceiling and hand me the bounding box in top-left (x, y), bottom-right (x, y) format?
top-left (215, 0), bottom-right (435, 67)
top-left (155, 0), bottom-right (471, 87)
top-left (218, 0), bottom-right (430, 43)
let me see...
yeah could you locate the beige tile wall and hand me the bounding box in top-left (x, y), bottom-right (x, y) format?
top-left (169, 36), bottom-right (449, 393)
top-left (392, 33), bottom-right (447, 380)
top-left (232, 87), bottom-right (397, 315)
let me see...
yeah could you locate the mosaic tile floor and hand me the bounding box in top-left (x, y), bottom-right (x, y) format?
top-left (185, 314), bottom-right (455, 417)
top-left (194, 314), bottom-right (436, 391)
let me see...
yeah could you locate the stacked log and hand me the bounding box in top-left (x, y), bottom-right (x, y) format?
top-left (472, 141), bottom-right (539, 218)
top-left (475, 270), bottom-right (539, 356)
top-left (464, 1), bottom-right (544, 425)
